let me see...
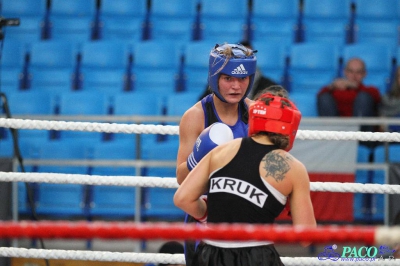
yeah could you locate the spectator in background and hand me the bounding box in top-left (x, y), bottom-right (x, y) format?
top-left (198, 40), bottom-right (278, 101)
top-left (379, 66), bottom-right (400, 132)
top-left (317, 58), bottom-right (381, 135)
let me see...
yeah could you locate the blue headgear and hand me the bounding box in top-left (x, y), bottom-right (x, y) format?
top-left (208, 43), bottom-right (257, 102)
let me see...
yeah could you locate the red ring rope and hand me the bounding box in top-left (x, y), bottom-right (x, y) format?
top-left (0, 221), bottom-right (376, 244)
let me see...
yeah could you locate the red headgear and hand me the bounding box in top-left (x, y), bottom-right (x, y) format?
top-left (248, 93), bottom-right (301, 151)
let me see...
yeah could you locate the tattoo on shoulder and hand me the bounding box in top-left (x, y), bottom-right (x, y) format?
top-left (262, 151), bottom-right (292, 182)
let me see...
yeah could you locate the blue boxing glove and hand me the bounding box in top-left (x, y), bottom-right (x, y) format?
top-left (187, 122), bottom-right (233, 171)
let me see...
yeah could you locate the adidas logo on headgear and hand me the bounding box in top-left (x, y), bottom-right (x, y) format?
top-left (231, 64), bottom-right (248, 75)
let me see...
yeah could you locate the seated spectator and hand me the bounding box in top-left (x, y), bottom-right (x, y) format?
top-left (198, 40), bottom-right (278, 101)
top-left (317, 58), bottom-right (381, 135)
top-left (380, 66), bottom-right (400, 132)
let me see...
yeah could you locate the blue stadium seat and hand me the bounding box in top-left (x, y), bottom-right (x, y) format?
top-left (354, 0), bottom-right (399, 22)
top-left (48, 0), bottom-right (96, 40)
top-left (252, 41), bottom-right (288, 84)
top-left (112, 92), bottom-right (164, 145)
top-left (199, 0), bottom-right (248, 42)
top-left (166, 92), bottom-right (199, 118)
top-left (131, 41), bottom-right (182, 95)
top-left (58, 91), bottom-right (110, 116)
top-left (354, 20), bottom-right (399, 49)
top-left (36, 183), bottom-right (87, 218)
top-left (150, 19), bottom-right (195, 43)
top-left (29, 40), bottom-right (79, 69)
top-left (3, 17), bottom-right (44, 43)
top-left (181, 40), bottom-right (215, 93)
top-left (101, 18), bottom-right (144, 42)
top-left (141, 140), bottom-right (181, 220)
top-left (88, 139), bottom-right (138, 219)
top-left (149, 0), bottom-right (197, 42)
top-left (113, 92), bottom-right (164, 117)
top-left (143, 187), bottom-right (184, 221)
top-left (8, 91), bottom-right (56, 141)
top-left (1, 0), bottom-right (48, 18)
top-left (200, 19), bottom-right (247, 44)
top-left (89, 138), bottom-right (138, 161)
top-left (57, 91), bottom-right (110, 141)
top-left (133, 69), bottom-right (180, 96)
top-left (7, 91), bottom-right (55, 139)
top-left (342, 43), bottom-right (393, 94)
top-left (2, 39), bottom-right (28, 72)
top-left (7, 91), bottom-right (55, 115)
top-left (289, 91), bottom-right (317, 117)
top-left (33, 141), bottom-right (91, 179)
top-left (142, 140), bottom-right (178, 177)
top-left (98, 0), bottom-right (147, 41)
top-left (32, 140), bottom-right (90, 218)
top-left (288, 42), bottom-right (341, 93)
top-left (49, 17), bottom-right (94, 43)
top-left (250, 0), bottom-right (300, 44)
top-left (28, 40), bottom-right (78, 90)
top-left (132, 41), bottom-right (182, 70)
top-left (79, 40), bottom-right (131, 91)
top-left (89, 185), bottom-right (137, 219)
top-left (302, 0), bottom-right (352, 44)
top-left (353, 0), bottom-right (400, 48)
top-left (49, 0), bottom-right (97, 18)
top-left (80, 69), bottom-right (128, 95)
top-left (150, 0), bottom-right (197, 19)
top-left (29, 68), bottom-right (75, 92)
top-left (80, 40), bottom-right (131, 69)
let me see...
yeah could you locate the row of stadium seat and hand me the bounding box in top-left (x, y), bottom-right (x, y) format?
top-left (17, 182), bottom-right (184, 221)
top-left (2, 39), bottom-right (399, 98)
top-left (2, 0), bottom-right (400, 46)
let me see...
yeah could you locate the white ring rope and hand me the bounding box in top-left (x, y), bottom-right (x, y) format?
top-left (1, 248), bottom-right (398, 265)
top-left (2, 118), bottom-right (400, 265)
top-left (2, 118), bottom-right (400, 141)
top-left (1, 172), bottom-right (400, 194)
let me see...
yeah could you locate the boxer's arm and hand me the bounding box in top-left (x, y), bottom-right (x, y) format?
top-left (289, 162), bottom-right (316, 227)
top-left (174, 150), bottom-right (212, 220)
top-left (176, 106), bottom-right (204, 185)
top-left (289, 161), bottom-right (317, 246)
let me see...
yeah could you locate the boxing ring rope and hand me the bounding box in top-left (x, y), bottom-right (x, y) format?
top-left (0, 222), bottom-right (399, 265)
top-left (1, 248), bottom-right (397, 266)
top-left (1, 172), bottom-right (400, 194)
top-left (1, 117), bottom-right (400, 265)
top-left (1, 117), bottom-right (400, 142)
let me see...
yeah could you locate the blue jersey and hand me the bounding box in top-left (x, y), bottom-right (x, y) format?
top-left (201, 94), bottom-right (249, 138)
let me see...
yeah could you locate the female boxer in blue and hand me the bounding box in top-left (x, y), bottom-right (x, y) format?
top-left (176, 43), bottom-right (257, 185)
top-left (175, 43), bottom-right (257, 266)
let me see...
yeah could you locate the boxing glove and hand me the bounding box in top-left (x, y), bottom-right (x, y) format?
top-left (187, 122), bottom-right (233, 171)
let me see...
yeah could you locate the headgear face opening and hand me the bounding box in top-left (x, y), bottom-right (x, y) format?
top-left (248, 93), bottom-right (302, 151)
top-left (208, 43), bottom-right (257, 102)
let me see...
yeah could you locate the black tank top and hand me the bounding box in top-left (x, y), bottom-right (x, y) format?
top-left (207, 137), bottom-right (286, 224)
